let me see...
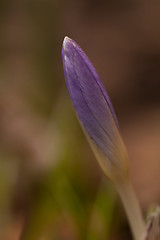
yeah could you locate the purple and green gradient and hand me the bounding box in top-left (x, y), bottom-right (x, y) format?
top-left (62, 37), bottom-right (128, 180)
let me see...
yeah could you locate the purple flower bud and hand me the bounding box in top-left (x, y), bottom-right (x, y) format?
top-left (62, 37), bottom-right (128, 181)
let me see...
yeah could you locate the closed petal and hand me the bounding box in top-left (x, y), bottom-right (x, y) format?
top-left (62, 37), bottom-right (128, 181)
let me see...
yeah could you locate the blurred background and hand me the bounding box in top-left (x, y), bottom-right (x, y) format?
top-left (0, 0), bottom-right (160, 239)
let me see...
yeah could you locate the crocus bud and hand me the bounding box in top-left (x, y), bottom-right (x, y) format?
top-left (62, 37), bottom-right (128, 183)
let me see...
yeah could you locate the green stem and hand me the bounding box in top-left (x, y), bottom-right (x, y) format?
top-left (115, 179), bottom-right (145, 240)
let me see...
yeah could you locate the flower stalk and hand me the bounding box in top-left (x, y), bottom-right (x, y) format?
top-left (115, 178), bottom-right (145, 240)
top-left (62, 36), bottom-right (145, 240)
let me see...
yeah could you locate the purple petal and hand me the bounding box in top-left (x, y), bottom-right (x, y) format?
top-left (62, 37), bottom-right (120, 162)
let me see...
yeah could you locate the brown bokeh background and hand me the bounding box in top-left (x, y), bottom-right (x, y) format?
top-left (0, 0), bottom-right (160, 239)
